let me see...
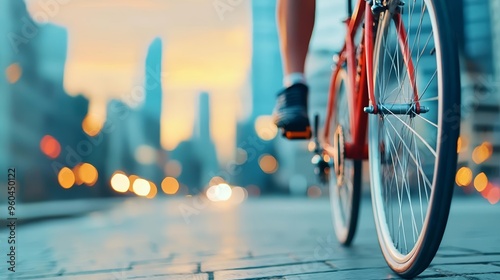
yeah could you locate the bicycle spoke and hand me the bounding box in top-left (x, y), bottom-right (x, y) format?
top-left (384, 117), bottom-right (434, 191)
top-left (385, 110), bottom-right (437, 157)
top-left (414, 114), bottom-right (438, 128)
top-left (383, 117), bottom-right (432, 251)
top-left (418, 69), bottom-right (438, 101)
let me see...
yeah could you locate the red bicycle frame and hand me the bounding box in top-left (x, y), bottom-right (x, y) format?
top-left (323, 1), bottom-right (419, 161)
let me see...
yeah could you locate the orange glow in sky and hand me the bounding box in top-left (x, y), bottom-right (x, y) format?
top-left (26, 0), bottom-right (252, 161)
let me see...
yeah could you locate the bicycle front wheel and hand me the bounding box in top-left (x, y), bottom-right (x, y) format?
top-left (369, 0), bottom-right (460, 278)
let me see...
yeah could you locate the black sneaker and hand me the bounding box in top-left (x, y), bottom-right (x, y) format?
top-left (272, 83), bottom-right (311, 139)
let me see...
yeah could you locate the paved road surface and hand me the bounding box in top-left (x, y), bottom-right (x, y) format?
top-left (0, 196), bottom-right (499, 279)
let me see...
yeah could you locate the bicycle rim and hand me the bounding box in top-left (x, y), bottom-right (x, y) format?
top-left (369, 0), bottom-right (460, 277)
top-left (330, 68), bottom-right (362, 246)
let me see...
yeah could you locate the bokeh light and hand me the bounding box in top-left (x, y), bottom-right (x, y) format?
top-left (216, 183), bottom-right (232, 201)
top-left (209, 176), bottom-right (225, 186)
top-left (230, 186), bottom-right (247, 204)
top-left (133, 178), bottom-right (151, 196)
top-left (307, 185), bottom-right (322, 198)
top-left (73, 164), bottom-right (83, 185)
top-left (474, 172), bottom-right (488, 192)
top-left (259, 154), bottom-right (278, 174)
top-left (40, 135), bottom-right (61, 159)
top-left (308, 141), bottom-right (317, 152)
top-left (78, 163), bottom-right (98, 186)
top-left (235, 148), bottom-right (248, 165)
top-left (164, 160), bottom-right (182, 177)
top-left (254, 116), bottom-right (278, 141)
top-left (323, 155), bottom-right (331, 163)
top-left (161, 177), bottom-right (180, 195)
top-left (110, 172), bottom-right (130, 193)
top-left (128, 175), bottom-right (139, 192)
top-left (146, 182), bottom-right (158, 199)
top-left (6, 63), bottom-right (22, 84)
top-left (472, 142), bottom-right (493, 164)
top-left (455, 167), bottom-right (473, 187)
top-left (206, 183), bottom-right (233, 202)
top-left (485, 186), bottom-right (500, 205)
top-left (135, 145), bottom-right (157, 165)
top-left (58, 167), bottom-right (75, 189)
top-left (82, 114), bottom-right (103, 137)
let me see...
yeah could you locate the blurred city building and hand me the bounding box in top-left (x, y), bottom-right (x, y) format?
top-left (1, 2), bottom-right (171, 201)
top-left (103, 38), bottom-right (167, 195)
top-left (170, 92), bottom-right (219, 194)
top-left (230, 0), bottom-right (281, 194)
top-left (454, 0), bottom-right (500, 199)
top-left (1, 0), bottom-right (104, 202)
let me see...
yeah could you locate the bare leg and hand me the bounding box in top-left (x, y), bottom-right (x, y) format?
top-left (277, 0), bottom-right (316, 78)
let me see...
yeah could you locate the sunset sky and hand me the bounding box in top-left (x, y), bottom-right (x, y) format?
top-left (25, 0), bottom-right (253, 161)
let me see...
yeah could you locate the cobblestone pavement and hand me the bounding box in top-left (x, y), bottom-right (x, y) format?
top-left (1, 196), bottom-right (499, 279)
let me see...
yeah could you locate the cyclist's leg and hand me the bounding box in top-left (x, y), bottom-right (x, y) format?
top-left (273, 0), bottom-right (315, 139)
top-left (277, 0), bottom-right (315, 86)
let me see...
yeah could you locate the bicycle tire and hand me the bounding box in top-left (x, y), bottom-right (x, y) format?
top-left (329, 68), bottom-right (362, 246)
top-left (369, 0), bottom-right (460, 278)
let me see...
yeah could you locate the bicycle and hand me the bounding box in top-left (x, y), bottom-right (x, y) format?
top-left (311, 0), bottom-right (461, 278)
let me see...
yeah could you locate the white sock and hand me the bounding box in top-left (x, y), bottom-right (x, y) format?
top-left (283, 72), bottom-right (306, 87)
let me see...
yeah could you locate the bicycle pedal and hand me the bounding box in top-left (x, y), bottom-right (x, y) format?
top-left (281, 126), bottom-right (312, 140)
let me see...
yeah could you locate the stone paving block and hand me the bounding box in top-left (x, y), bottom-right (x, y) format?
top-left (325, 257), bottom-right (387, 270)
top-left (282, 269), bottom-right (393, 280)
top-left (129, 256), bottom-right (174, 266)
top-left (432, 263), bottom-right (500, 275)
top-left (16, 271), bottom-right (128, 280)
top-left (129, 262), bottom-right (199, 276)
top-left (283, 266), bottom-right (445, 280)
top-left (4, 269), bottom-right (63, 280)
top-left (435, 246), bottom-right (482, 257)
top-left (133, 274), bottom-right (209, 280)
top-left (214, 262), bottom-right (334, 280)
top-left (249, 248), bottom-right (314, 258)
top-left (2, 259), bottom-right (62, 279)
top-left (443, 237), bottom-right (500, 255)
top-left (415, 277), bottom-right (469, 280)
top-left (61, 261), bottom-right (131, 274)
top-left (431, 253), bottom-right (500, 265)
top-left (16, 259), bottom-right (58, 269)
top-left (475, 273), bottom-right (500, 280)
top-left (287, 265), bottom-right (454, 280)
top-left (290, 245), bottom-right (383, 263)
top-left (26, 270), bottom-right (204, 280)
top-left (288, 251), bottom-right (336, 263)
top-left (171, 252), bottom-right (252, 265)
top-left (201, 255), bottom-right (299, 272)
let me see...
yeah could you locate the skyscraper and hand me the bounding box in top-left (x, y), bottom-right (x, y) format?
top-left (105, 38), bottom-right (165, 185)
top-left (141, 37), bottom-right (163, 149)
top-left (170, 92), bottom-right (219, 194)
top-left (231, 0), bottom-right (281, 192)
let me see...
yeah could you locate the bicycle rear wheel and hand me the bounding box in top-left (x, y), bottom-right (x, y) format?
top-left (329, 68), bottom-right (362, 246)
top-left (369, 0), bottom-right (460, 277)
